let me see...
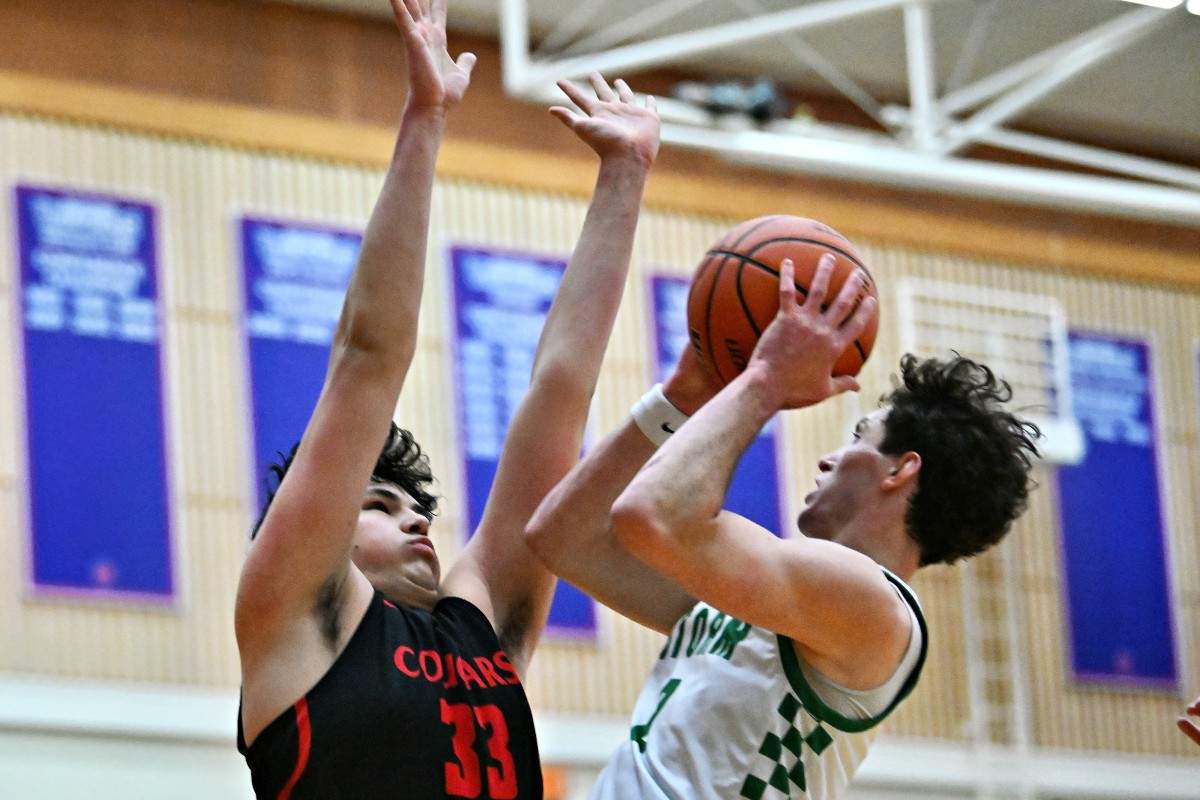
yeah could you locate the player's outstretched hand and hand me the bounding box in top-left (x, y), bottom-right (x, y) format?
top-left (748, 254), bottom-right (876, 410)
top-left (1178, 695), bottom-right (1200, 747)
top-left (550, 73), bottom-right (660, 168)
top-left (391, 0), bottom-right (476, 111)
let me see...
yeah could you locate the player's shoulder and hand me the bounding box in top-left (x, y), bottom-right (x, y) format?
top-left (879, 566), bottom-right (924, 618)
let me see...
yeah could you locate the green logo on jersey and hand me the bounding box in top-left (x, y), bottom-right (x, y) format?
top-left (660, 605), bottom-right (751, 661)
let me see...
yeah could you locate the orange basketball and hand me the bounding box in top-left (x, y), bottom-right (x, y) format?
top-left (686, 215), bottom-right (879, 386)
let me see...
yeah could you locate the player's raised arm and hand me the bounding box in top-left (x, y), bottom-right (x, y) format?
top-left (235, 0), bottom-right (474, 681)
top-left (525, 344), bottom-right (719, 635)
top-left (607, 258), bottom-right (910, 675)
top-left (441, 74), bottom-right (658, 672)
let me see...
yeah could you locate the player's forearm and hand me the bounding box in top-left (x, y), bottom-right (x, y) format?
top-left (531, 155), bottom-right (649, 391)
top-left (525, 355), bottom-right (716, 568)
top-left (618, 363), bottom-right (779, 536)
top-left (526, 420), bottom-right (657, 568)
top-left (503, 155), bottom-right (649, 517)
top-left (333, 106), bottom-right (447, 365)
top-left (470, 154), bottom-right (650, 623)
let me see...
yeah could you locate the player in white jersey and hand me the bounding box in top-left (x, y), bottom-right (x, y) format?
top-left (527, 256), bottom-right (1039, 798)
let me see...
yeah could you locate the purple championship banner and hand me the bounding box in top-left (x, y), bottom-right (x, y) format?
top-left (1056, 332), bottom-right (1176, 687)
top-left (16, 184), bottom-right (174, 601)
top-left (648, 274), bottom-right (786, 536)
top-left (239, 216), bottom-right (361, 512)
top-left (449, 246), bottom-right (597, 640)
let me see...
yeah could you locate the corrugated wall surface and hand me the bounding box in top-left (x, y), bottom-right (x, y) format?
top-left (1, 111), bottom-right (1197, 755)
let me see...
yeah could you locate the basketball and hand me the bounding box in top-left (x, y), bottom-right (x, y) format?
top-left (686, 215), bottom-right (879, 385)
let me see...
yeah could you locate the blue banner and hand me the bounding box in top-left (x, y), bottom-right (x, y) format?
top-left (240, 216), bottom-right (361, 510)
top-left (17, 185), bottom-right (173, 600)
top-left (450, 246), bottom-right (597, 639)
top-left (1056, 332), bottom-right (1176, 687)
top-left (649, 275), bottom-right (785, 535)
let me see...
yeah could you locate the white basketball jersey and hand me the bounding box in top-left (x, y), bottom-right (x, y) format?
top-left (590, 570), bottom-right (926, 800)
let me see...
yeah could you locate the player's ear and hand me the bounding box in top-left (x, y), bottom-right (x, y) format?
top-left (883, 452), bottom-right (920, 489)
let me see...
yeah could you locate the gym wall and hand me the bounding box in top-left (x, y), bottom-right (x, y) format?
top-left (0, 1), bottom-right (1197, 798)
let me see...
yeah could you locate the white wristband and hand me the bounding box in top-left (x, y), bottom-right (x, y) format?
top-left (631, 384), bottom-right (690, 447)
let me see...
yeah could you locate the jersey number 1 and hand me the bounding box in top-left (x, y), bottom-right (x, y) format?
top-left (441, 699), bottom-right (517, 799)
top-left (630, 678), bottom-right (681, 753)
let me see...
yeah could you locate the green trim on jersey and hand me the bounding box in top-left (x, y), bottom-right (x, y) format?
top-left (776, 568), bottom-right (928, 733)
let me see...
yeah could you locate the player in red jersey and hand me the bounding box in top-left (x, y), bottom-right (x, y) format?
top-left (234, 1), bottom-right (661, 796)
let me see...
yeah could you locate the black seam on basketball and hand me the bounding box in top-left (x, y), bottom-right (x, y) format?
top-left (708, 246), bottom-right (873, 368)
top-left (707, 249), bottom-right (809, 299)
top-left (709, 237), bottom-right (876, 285)
top-left (724, 216), bottom-right (786, 253)
top-left (688, 257), bottom-right (718, 379)
top-left (746, 237), bottom-right (871, 280)
top-left (701, 254), bottom-right (732, 384)
top-left (687, 253), bottom-right (718, 307)
top-left (733, 259), bottom-right (763, 338)
top-left (705, 219), bottom-right (780, 380)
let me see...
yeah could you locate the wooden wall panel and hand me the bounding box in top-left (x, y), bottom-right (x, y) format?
top-left (0, 95), bottom-right (1198, 754)
top-left (1, 0), bottom-right (1199, 290)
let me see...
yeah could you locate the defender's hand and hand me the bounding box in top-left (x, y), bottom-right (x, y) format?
top-left (391, 0), bottom-right (476, 110)
top-left (550, 73), bottom-right (660, 168)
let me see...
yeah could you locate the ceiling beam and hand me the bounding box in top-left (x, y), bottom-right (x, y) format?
top-left (539, 0), bottom-right (607, 53)
top-left (903, 1), bottom-right (939, 153)
top-left (662, 122), bottom-right (1200, 225)
top-left (972, 127), bottom-right (1200, 191)
top-left (730, 0), bottom-right (888, 126)
top-left (502, 0), bottom-right (930, 91)
top-left (557, 0), bottom-right (709, 56)
top-left (498, 0), bottom-right (1200, 226)
top-left (936, 7), bottom-right (1178, 155)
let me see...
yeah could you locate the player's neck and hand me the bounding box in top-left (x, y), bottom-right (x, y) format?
top-left (833, 519), bottom-right (919, 582)
top-left (374, 577), bottom-right (440, 612)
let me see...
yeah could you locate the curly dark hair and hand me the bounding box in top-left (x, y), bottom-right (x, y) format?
top-left (251, 422), bottom-right (439, 539)
top-left (879, 354), bottom-right (1040, 566)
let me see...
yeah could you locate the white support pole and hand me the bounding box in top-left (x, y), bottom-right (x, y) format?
top-left (778, 39), bottom-right (890, 127)
top-left (508, 0), bottom-right (927, 91)
top-left (560, 0), bottom-right (710, 56)
top-left (729, 0), bottom-right (888, 126)
top-left (498, 0), bottom-right (533, 95)
top-left (937, 7), bottom-right (1166, 117)
top-left (938, 7), bottom-right (1177, 156)
top-left (943, 0), bottom-right (1000, 94)
top-left (538, 0), bottom-right (608, 54)
top-left (958, 560), bottom-right (992, 752)
top-left (662, 123), bottom-right (1200, 225)
top-left (902, 1), bottom-right (939, 153)
top-left (1000, 539), bottom-right (1033, 757)
top-left (975, 127), bottom-right (1200, 191)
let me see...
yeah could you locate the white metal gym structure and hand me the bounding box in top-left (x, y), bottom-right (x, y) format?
top-left (498, 0), bottom-right (1200, 225)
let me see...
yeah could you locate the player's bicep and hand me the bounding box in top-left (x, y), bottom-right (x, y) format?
top-left (621, 512), bottom-right (896, 658)
top-left (237, 358), bottom-right (397, 622)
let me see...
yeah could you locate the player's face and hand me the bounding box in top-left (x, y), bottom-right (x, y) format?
top-left (352, 483), bottom-right (440, 605)
top-left (797, 408), bottom-right (894, 539)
